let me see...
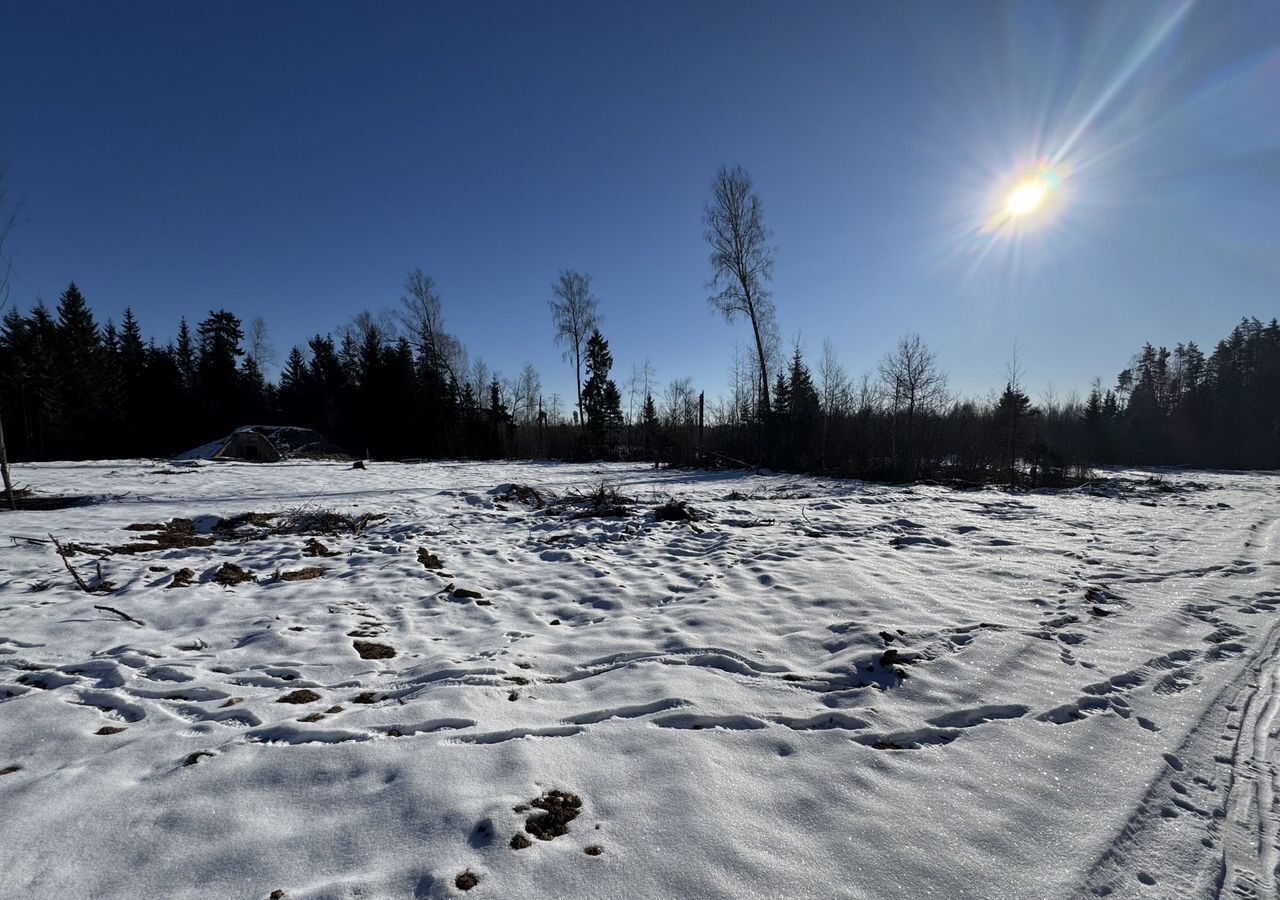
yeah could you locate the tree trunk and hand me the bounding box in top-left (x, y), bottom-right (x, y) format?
top-left (0, 411), bottom-right (15, 510)
top-left (574, 345), bottom-right (584, 430)
top-left (746, 301), bottom-right (770, 471)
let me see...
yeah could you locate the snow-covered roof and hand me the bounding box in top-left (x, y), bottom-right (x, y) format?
top-left (176, 425), bottom-right (349, 461)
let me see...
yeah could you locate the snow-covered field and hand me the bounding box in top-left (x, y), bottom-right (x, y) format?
top-left (1, 460), bottom-right (1278, 900)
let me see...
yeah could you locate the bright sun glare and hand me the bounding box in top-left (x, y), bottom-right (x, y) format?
top-left (980, 164), bottom-right (1064, 235)
top-left (1006, 180), bottom-right (1048, 217)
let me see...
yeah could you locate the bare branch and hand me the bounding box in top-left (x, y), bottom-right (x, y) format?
top-left (93, 605), bottom-right (145, 627)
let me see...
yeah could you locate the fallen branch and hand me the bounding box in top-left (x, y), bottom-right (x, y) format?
top-left (93, 605), bottom-right (145, 626)
top-left (50, 533), bottom-right (115, 593)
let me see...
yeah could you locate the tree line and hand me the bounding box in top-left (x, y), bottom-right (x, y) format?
top-left (1, 166), bottom-right (1276, 480)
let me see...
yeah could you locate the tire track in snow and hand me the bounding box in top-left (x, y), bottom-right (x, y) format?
top-left (1219, 515), bottom-right (1280, 900)
top-left (1076, 515), bottom-right (1280, 900)
top-left (1220, 643), bottom-right (1280, 900)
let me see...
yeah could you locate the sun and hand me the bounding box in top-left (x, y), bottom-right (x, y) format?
top-left (1006, 179), bottom-right (1048, 217)
top-left (980, 163), bottom-right (1065, 235)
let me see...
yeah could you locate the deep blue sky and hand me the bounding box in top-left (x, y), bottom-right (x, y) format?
top-left (2, 1), bottom-right (1277, 403)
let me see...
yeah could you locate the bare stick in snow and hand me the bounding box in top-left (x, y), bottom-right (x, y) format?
top-left (49, 533), bottom-right (115, 593)
top-left (93, 605), bottom-right (145, 627)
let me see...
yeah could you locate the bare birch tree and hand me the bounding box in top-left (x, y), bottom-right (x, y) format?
top-left (879, 333), bottom-right (948, 479)
top-left (704, 165), bottom-right (777, 417)
top-left (548, 270), bottom-right (600, 426)
top-left (246, 317), bottom-right (276, 371)
top-left (818, 338), bottom-right (850, 469)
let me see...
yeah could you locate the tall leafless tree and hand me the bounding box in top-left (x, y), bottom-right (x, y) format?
top-left (704, 165), bottom-right (777, 417)
top-left (401, 268), bottom-right (464, 381)
top-left (246, 317), bottom-right (276, 371)
top-left (879, 333), bottom-right (948, 479)
top-left (511, 363), bottom-right (542, 426)
top-left (548, 270), bottom-right (600, 426)
top-left (817, 338), bottom-right (850, 470)
top-left (0, 166), bottom-right (17, 509)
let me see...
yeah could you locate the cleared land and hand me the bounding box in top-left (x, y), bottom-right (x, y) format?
top-left (1, 460), bottom-right (1278, 899)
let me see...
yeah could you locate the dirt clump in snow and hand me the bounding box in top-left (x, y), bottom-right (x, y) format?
top-left (0, 765), bottom-right (22, 776)
top-left (454, 870), bottom-right (480, 891)
top-left (277, 689), bottom-right (321, 704)
top-left (95, 726), bottom-right (126, 736)
top-left (279, 567), bottom-right (324, 582)
top-left (168, 567), bottom-right (196, 589)
top-left (353, 640), bottom-right (396, 659)
top-left (452, 587), bottom-right (484, 600)
top-left (352, 691), bottom-right (380, 704)
top-left (523, 790), bottom-right (583, 841)
top-left (417, 548), bottom-right (444, 570)
top-left (214, 563), bottom-right (256, 586)
top-left (114, 519), bottom-right (214, 554)
top-left (302, 538), bottom-right (339, 557)
top-left (215, 512), bottom-right (278, 533)
top-left (183, 751), bottom-right (214, 766)
top-left (584, 845), bottom-right (604, 856)
top-left (510, 833), bottom-right (532, 850)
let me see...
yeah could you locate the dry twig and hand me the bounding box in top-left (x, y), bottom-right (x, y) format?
top-left (93, 605), bottom-right (145, 626)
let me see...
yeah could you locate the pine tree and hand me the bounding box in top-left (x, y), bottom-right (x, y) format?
top-left (54, 282), bottom-right (106, 456)
top-left (641, 392), bottom-right (660, 458)
top-left (196, 310), bottom-right (247, 434)
top-left (581, 328), bottom-right (622, 454)
top-left (175, 317), bottom-right (197, 391)
top-left (994, 382), bottom-right (1036, 486)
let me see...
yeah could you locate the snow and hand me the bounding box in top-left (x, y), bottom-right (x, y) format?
top-left (1, 459), bottom-right (1277, 899)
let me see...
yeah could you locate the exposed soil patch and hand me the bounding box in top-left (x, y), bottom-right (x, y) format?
top-left (114, 519), bottom-right (215, 555)
top-left (279, 567), bottom-right (324, 582)
top-left (0, 765), bottom-right (22, 776)
top-left (277, 689), bottom-right (321, 704)
top-left (417, 548), bottom-right (444, 570)
top-left (183, 751), bottom-right (214, 766)
top-left (303, 538), bottom-right (339, 558)
top-left (353, 640), bottom-right (396, 660)
top-left (453, 588), bottom-right (484, 600)
top-left (95, 726), bottom-right (126, 735)
top-left (214, 563), bottom-right (257, 587)
top-left (454, 871), bottom-right (480, 891)
top-left (584, 845), bottom-right (604, 856)
top-left (168, 568), bottom-right (196, 589)
top-left (524, 790), bottom-right (583, 841)
top-left (352, 691), bottom-right (380, 704)
top-left (510, 833), bottom-right (532, 850)
top-left (298, 712), bottom-right (325, 723)
top-left (215, 512), bottom-right (278, 532)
